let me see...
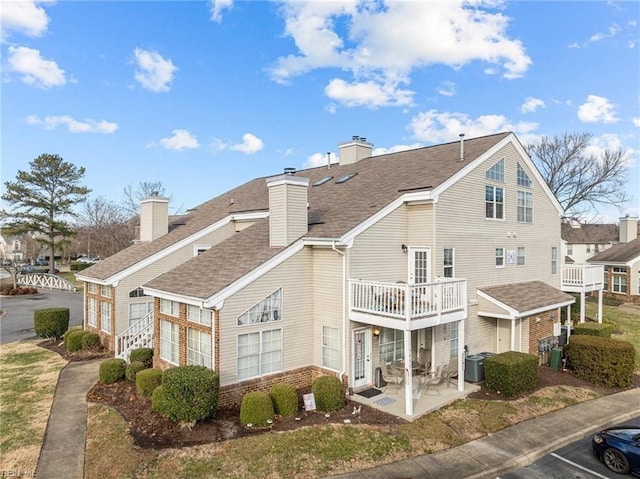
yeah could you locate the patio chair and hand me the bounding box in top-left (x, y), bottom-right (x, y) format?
top-left (380, 362), bottom-right (404, 394)
top-left (417, 348), bottom-right (431, 373)
top-left (423, 364), bottom-right (448, 395)
top-left (445, 357), bottom-right (459, 388)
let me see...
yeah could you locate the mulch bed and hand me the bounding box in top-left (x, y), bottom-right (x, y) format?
top-left (38, 339), bottom-right (639, 450)
top-left (38, 338), bottom-right (112, 362)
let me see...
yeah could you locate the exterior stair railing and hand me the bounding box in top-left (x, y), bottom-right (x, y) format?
top-left (115, 311), bottom-right (154, 360)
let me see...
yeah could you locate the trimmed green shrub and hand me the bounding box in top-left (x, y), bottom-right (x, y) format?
top-left (161, 366), bottom-right (219, 423)
top-left (240, 391), bottom-right (275, 427)
top-left (151, 385), bottom-right (165, 414)
top-left (99, 358), bottom-right (127, 384)
top-left (312, 375), bottom-right (345, 412)
top-left (63, 327), bottom-right (79, 349)
top-left (126, 361), bottom-right (147, 382)
top-left (136, 368), bottom-right (164, 397)
top-left (484, 351), bottom-right (538, 398)
top-left (270, 383), bottom-right (298, 417)
top-left (567, 335), bottom-right (635, 387)
top-left (129, 347), bottom-right (153, 367)
top-left (574, 322), bottom-right (613, 338)
top-left (33, 308), bottom-right (69, 339)
top-left (65, 330), bottom-right (87, 352)
top-left (81, 332), bottom-right (101, 350)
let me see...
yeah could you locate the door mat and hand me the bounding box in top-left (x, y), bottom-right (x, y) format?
top-left (374, 396), bottom-right (396, 407)
top-left (356, 388), bottom-right (383, 399)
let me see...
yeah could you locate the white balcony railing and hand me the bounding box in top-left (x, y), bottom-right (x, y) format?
top-left (115, 310), bottom-right (154, 360)
top-left (561, 264), bottom-right (604, 292)
top-left (350, 278), bottom-right (467, 323)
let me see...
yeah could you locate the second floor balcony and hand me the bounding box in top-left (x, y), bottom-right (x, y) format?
top-left (561, 264), bottom-right (604, 293)
top-left (350, 278), bottom-right (467, 331)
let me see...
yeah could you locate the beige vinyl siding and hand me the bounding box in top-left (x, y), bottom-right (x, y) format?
top-left (350, 206), bottom-right (407, 282)
top-left (113, 222), bottom-right (238, 335)
top-left (217, 249), bottom-right (313, 386)
top-left (407, 203), bottom-right (435, 249)
top-left (268, 186), bottom-right (286, 246)
top-left (268, 182), bottom-right (308, 246)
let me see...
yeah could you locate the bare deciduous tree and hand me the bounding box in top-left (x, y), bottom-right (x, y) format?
top-left (121, 181), bottom-right (180, 216)
top-left (525, 132), bottom-right (631, 220)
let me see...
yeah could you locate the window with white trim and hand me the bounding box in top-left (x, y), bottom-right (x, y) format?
top-left (101, 285), bottom-right (111, 298)
top-left (443, 248), bottom-right (455, 278)
top-left (87, 283), bottom-right (97, 294)
top-left (485, 186), bottom-right (504, 220)
top-left (612, 267), bottom-right (627, 293)
top-left (567, 244), bottom-right (573, 255)
top-left (604, 266), bottom-right (608, 291)
top-left (517, 163), bottom-right (532, 188)
top-left (551, 247), bottom-right (558, 274)
top-left (496, 248), bottom-right (505, 268)
top-left (485, 159), bottom-right (505, 182)
top-left (129, 302), bottom-right (153, 327)
top-left (100, 302), bottom-right (111, 333)
top-left (237, 288), bottom-right (282, 326)
top-left (187, 328), bottom-right (212, 368)
top-left (160, 319), bottom-right (179, 364)
top-left (88, 298), bottom-right (97, 327)
top-left (160, 299), bottom-right (180, 317)
top-left (517, 191), bottom-right (533, 223)
top-left (517, 247), bottom-right (526, 266)
top-left (237, 329), bottom-right (282, 380)
top-left (379, 328), bottom-right (404, 363)
top-left (449, 322), bottom-right (459, 359)
top-left (322, 326), bottom-right (340, 371)
top-left (129, 287), bottom-right (148, 298)
top-left (187, 305), bottom-right (212, 326)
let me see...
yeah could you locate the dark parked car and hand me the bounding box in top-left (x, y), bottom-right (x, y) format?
top-left (35, 258), bottom-right (49, 266)
top-left (20, 265), bottom-right (37, 274)
top-left (592, 426), bottom-right (640, 475)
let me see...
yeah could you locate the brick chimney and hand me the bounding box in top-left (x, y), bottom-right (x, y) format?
top-left (338, 136), bottom-right (373, 165)
top-left (267, 171), bottom-right (309, 247)
top-left (139, 196), bottom-right (169, 242)
top-left (619, 216), bottom-right (638, 243)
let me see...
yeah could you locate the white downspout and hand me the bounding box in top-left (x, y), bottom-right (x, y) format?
top-left (332, 242), bottom-right (347, 386)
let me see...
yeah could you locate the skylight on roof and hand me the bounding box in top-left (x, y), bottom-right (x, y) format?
top-left (313, 176), bottom-right (333, 186)
top-left (335, 173), bottom-right (357, 184)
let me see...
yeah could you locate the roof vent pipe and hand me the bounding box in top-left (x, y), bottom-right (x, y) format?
top-left (327, 152), bottom-right (331, 169)
top-left (284, 167), bottom-right (296, 175)
top-left (459, 133), bottom-right (465, 161)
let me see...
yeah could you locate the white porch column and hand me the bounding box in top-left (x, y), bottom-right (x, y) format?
top-left (404, 331), bottom-right (413, 416)
top-left (597, 289), bottom-right (603, 323)
top-left (457, 318), bottom-right (465, 392)
top-left (510, 319), bottom-right (516, 351)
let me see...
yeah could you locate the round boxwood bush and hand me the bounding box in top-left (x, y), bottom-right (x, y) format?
top-left (240, 391), bottom-right (275, 427)
top-left (81, 332), bottom-right (101, 350)
top-left (161, 366), bottom-right (219, 423)
top-left (270, 383), bottom-right (298, 417)
top-left (63, 327), bottom-right (78, 349)
top-left (65, 330), bottom-right (87, 352)
top-left (99, 358), bottom-right (127, 384)
top-left (125, 361), bottom-right (147, 382)
top-left (129, 347), bottom-right (153, 367)
top-left (34, 308), bottom-right (69, 339)
top-left (312, 375), bottom-right (346, 412)
top-left (136, 368), bottom-right (164, 397)
top-left (151, 385), bottom-right (165, 414)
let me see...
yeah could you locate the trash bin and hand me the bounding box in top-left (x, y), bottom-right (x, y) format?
top-left (464, 355), bottom-right (485, 382)
top-left (375, 367), bottom-right (387, 388)
top-left (550, 347), bottom-right (563, 371)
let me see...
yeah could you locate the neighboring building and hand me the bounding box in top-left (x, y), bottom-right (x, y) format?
top-left (78, 132), bottom-right (586, 418)
top-left (589, 217), bottom-right (640, 304)
top-left (561, 222), bottom-right (619, 264)
top-left (0, 235), bottom-right (25, 263)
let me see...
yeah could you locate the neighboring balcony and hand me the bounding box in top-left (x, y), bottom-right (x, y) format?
top-left (561, 264), bottom-right (604, 293)
top-left (350, 278), bottom-right (467, 331)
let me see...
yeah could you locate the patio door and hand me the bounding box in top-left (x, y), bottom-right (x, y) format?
top-left (352, 328), bottom-right (372, 389)
top-left (409, 248), bottom-right (431, 285)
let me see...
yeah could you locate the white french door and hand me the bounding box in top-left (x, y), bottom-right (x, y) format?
top-left (409, 247), bottom-right (431, 285)
top-left (352, 328), bottom-right (372, 389)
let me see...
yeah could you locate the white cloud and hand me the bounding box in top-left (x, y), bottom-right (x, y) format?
top-left (7, 45), bottom-right (65, 88)
top-left (229, 133), bottom-right (264, 154)
top-left (436, 81), bottom-right (456, 97)
top-left (521, 97), bottom-right (545, 113)
top-left (269, 1), bottom-right (531, 108)
top-left (324, 78), bottom-right (414, 108)
top-left (0, 0), bottom-right (51, 41)
top-left (577, 95), bottom-right (619, 124)
top-left (304, 151), bottom-right (338, 169)
top-left (26, 115), bottom-right (118, 133)
top-left (133, 48), bottom-right (178, 93)
top-left (159, 129), bottom-right (199, 151)
top-left (373, 143), bottom-right (423, 156)
top-left (210, 0), bottom-right (233, 22)
top-left (409, 109), bottom-right (538, 144)
top-left (633, 117), bottom-right (640, 127)
top-left (589, 24), bottom-right (620, 43)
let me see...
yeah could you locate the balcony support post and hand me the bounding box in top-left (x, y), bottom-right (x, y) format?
top-left (597, 289), bottom-right (603, 323)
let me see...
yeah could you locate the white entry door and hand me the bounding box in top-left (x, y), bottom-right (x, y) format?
top-left (409, 248), bottom-right (431, 285)
top-left (497, 319), bottom-right (511, 352)
top-left (353, 328), bottom-right (372, 389)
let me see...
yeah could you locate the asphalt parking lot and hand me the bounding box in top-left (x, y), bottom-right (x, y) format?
top-left (0, 290), bottom-right (83, 344)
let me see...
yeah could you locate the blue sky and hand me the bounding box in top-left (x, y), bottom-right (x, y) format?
top-left (2, 0), bottom-right (639, 222)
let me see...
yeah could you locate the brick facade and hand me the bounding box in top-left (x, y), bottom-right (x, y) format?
top-left (84, 282), bottom-right (115, 350)
top-left (526, 309), bottom-right (560, 366)
top-left (602, 266), bottom-right (636, 304)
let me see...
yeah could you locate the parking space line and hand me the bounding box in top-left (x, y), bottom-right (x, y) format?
top-left (550, 453), bottom-right (611, 479)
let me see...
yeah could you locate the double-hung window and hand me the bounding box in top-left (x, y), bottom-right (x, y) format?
top-left (101, 285), bottom-right (111, 298)
top-left (129, 302), bottom-right (153, 327)
top-left (495, 248), bottom-right (505, 268)
top-left (160, 299), bottom-right (180, 317)
top-left (612, 267), bottom-right (627, 293)
top-left (379, 328), bottom-right (404, 363)
top-left (100, 302), bottom-right (111, 333)
top-left (322, 326), bottom-right (340, 371)
top-left (517, 191), bottom-right (533, 223)
top-left (517, 247), bottom-right (526, 266)
top-left (485, 186), bottom-right (504, 220)
top-left (87, 283), bottom-right (97, 294)
top-left (160, 320), bottom-right (179, 364)
top-left (187, 329), bottom-right (212, 368)
top-left (237, 329), bottom-right (282, 380)
top-left (443, 248), bottom-right (455, 278)
top-left (449, 322), bottom-right (459, 359)
top-left (187, 305), bottom-right (212, 326)
top-left (551, 247), bottom-right (558, 274)
top-left (87, 297), bottom-right (97, 327)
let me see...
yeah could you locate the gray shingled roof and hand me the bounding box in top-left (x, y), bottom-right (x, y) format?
top-left (81, 132), bottom-right (511, 297)
top-left (588, 237), bottom-right (640, 264)
top-left (478, 281), bottom-right (575, 315)
top-left (561, 223), bottom-right (619, 244)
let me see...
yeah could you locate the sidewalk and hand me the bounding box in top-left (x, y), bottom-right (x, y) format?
top-left (329, 386), bottom-right (640, 479)
top-left (36, 359), bottom-right (101, 479)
